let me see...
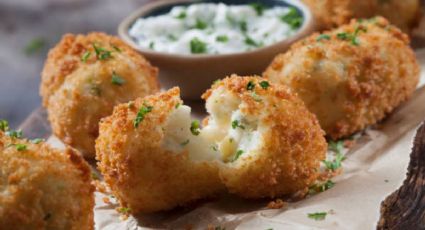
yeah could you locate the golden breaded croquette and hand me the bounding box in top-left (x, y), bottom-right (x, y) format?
top-left (96, 88), bottom-right (224, 214)
top-left (0, 126), bottom-right (94, 229)
top-left (40, 32), bottom-right (159, 158)
top-left (264, 17), bottom-right (420, 139)
top-left (202, 75), bottom-right (327, 198)
top-left (303, 0), bottom-right (421, 33)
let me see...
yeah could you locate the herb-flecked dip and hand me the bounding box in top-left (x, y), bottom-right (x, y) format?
top-left (128, 3), bottom-right (303, 55)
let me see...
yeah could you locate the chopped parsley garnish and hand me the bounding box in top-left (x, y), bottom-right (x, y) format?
top-left (323, 140), bottom-right (346, 171)
top-left (112, 45), bottom-right (122, 52)
top-left (180, 139), bottom-right (190, 146)
top-left (91, 172), bottom-right (100, 180)
top-left (211, 144), bottom-right (218, 151)
top-left (176, 11), bottom-right (187, 19)
top-left (167, 34), bottom-right (178, 41)
top-left (215, 226), bottom-right (225, 230)
top-left (232, 150), bottom-right (244, 162)
top-left (190, 120), bottom-right (201, 136)
top-left (316, 34), bottom-right (331, 42)
top-left (81, 51), bottom-right (91, 62)
top-left (24, 38), bottom-right (46, 55)
top-left (93, 43), bottom-right (112, 60)
top-left (231, 120), bottom-right (245, 130)
top-left (244, 36), bottom-right (259, 47)
top-left (133, 104), bottom-right (153, 128)
top-left (31, 138), bottom-right (45, 144)
top-left (149, 41), bottom-right (155, 49)
top-left (247, 81), bottom-right (255, 90)
top-left (216, 35), bottom-right (229, 43)
top-left (250, 2), bottom-right (267, 16)
top-left (251, 92), bottom-right (262, 102)
top-left (175, 103), bottom-right (181, 109)
top-left (336, 26), bottom-right (366, 46)
top-left (309, 180), bottom-right (335, 194)
top-left (15, 144), bottom-right (27, 151)
top-left (195, 19), bottom-right (207, 30)
top-left (6, 130), bottom-right (23, 139)
top-left (90, 84), bottom-right (101, 96)
top-left (118, 207), bottom-right (131, 214)
top-left (307, 212), bottom-right (327, 221)
top-left (0, 119), bottom-right (9, 131)
top-left (111, 71), bottom-right (126, 85)
top-left (190, 38), bottom-right (207, 54)
top-left (280, 7), bottom-right (303, 29)
top-left (259, 81), bottom-right (270, 89)
top-left (239, 21), bottom-right (248, 33)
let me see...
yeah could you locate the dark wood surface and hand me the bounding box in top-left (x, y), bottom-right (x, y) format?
top-left (378, 122), bottom-right (425, 230)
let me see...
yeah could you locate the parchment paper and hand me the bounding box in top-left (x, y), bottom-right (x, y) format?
top-left (47, 49), bottom-right (425, 229)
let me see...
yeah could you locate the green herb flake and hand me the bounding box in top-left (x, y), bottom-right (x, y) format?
top-left (280, 7), bottom-right (303, 29)
top-left (316, 34), bottom-right (331, 42)
top-left (90, 84), bottom-right (101, 96)
top-left (259, 81), bottom-right (270, 89)
top-left (0, 120), bottom-right (9, 131)
top-left (190, 38), bottom-right (207, 54)
top-left (149, 41), bottom-right (155, 49)
top-left (250, 2), bottom-right (267, 16)
top-left (31, 138), bottom-right (45, 144)
top-left (195, 19), bottom-right (208, 30)
top-left (112, 45), bottom-right (122, 52)
top-left (111, 71), bottom-right (126, 86)
top-left (15, 144), bottom-right (27, 151)
top-left (244, 36), bottom-right (259, 47)
top-left (133, 104), bottom-right (153, 128)
top-left (176, 11), bottom-right (186, 19)
top-left (81, 51), bottom-right (91, 62)
top-left (251, 92), bottom-right (262, 102)
top-left (232, 150), bottom-right (244, 162)
top-left (231, 120), bottom-right (245, 130)
top-left (91, 172), bottom-right (100, 180)
top-left (212, 144), bottom-right (218, 151)
top-left (322, 151), bottom-right (345, 171)
top-left (216, 35), bottom-right (229, 43)
top-left (118, 207), bottom-right (131, 214)
top-left (5, 130), bottom-right (23, 139)
top-left (190, 120), bottom-right (201, 136)
top-left (180, 139), bottom-right (190, 146)
top-left (247, 81), bottom-right (256, 90)
top-left (93, 43), bottom-right (112, 60)
top-left (175, 103), bottom-right (181, 109)
top-left (329, 140), bottom-right (344, 154)
top-left (239, 21), bottom-right (248, 33)
top-left (307, 212), bottom-right (327, 221)
top-left (309, 180), bottom-right (335, 195)
top-left (24, 38), bottom-right (46, 55)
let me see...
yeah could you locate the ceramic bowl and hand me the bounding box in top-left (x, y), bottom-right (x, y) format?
top-left (118, 0), bottom-right (315, 100)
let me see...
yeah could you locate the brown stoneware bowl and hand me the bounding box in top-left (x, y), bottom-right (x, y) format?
top-left (118, 0), bottom-right (315, 99)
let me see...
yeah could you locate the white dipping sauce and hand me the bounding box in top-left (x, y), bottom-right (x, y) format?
top-left (129, 3), bottom-right (303, 55)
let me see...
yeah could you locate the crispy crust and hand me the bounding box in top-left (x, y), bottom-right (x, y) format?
top-left (204, 75), bottom-right (328, 198)
top-left (303, 0), bottom-right (422, 33)
top-left (96, 88), bottom-right (224, 213)
top-left (264, 17), bottom-right (420, 139)
top-left (40, 32), bottom-right (159, 157)
top-left (0, 132), bottom-right (94, 230)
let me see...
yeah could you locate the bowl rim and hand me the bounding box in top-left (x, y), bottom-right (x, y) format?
top-left (118, 0), bottom-right (314, 60)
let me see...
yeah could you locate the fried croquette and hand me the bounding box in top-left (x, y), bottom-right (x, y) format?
top-left (264, 17), bottom-right (420, 139)
top-left (40, 32), bottom-right (159, 158)
top-left (0, 129), bottom-right (94, 229)
top-left (96, 87), bottom-right (224, 214)
top-left (201, 75), bottom-right (327, 198)
top-left (303, 0), bottom-right (421, 32)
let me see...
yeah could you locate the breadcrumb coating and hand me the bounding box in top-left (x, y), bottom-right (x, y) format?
top-left (203, 75), bottom-right (327, 198)
top-left (96, 88), bottom-right (224, 214)
top-left (303, 0), bottom-right (421, 33)
top-left (40, 32), bottom-right (159, 158)
top-left (0, 132), bottom-right (94, 230)
top-left (264, 17), bottom-right (420, 139)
